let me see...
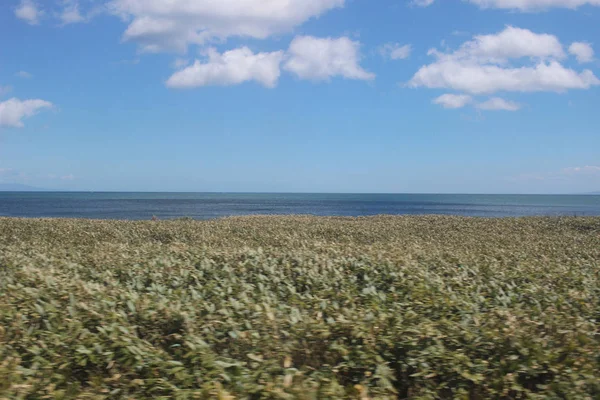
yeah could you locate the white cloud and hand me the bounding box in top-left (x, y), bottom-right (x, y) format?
top-left (433, 94), bottom-right (521, 112)
top-left (166, 36), bottom-right (374, 88)
top-left (284, 36), bottom-right (374, 81)
top-left (467, 0), bottom-right (600, 11)
top-left (15, 0), bottom-right (101, 26)
top-left (166, 47), bottom-right (284, 89)
top-left (433, 94), bottom-right (472, 109)
top-left (61, 174), bottom-right (75, 181)
top-left (15, 0), bottom-right (42, 25)
top-left (0, 98), bottom-right (53, 128)
top-left (476, 97), bottom-right (521, 111)
top-left (432, 26), bottom-right (565, 64)
top-left (16, 71), bottom-right (33, 79)
top-left (409, 26), bottom-right (600, 95)
top-left (109, 0), bottom-right (345, 53)
top-left (412, 0), bottom-right (436, 6)
top-left (59, 1), bottom-right (86, 25)
top-left (379, 43), bottom-right (412, 60)
top-left (569, 42), bottom-right (594, 63)
top-left (411, 60), bottom-right (599, 94)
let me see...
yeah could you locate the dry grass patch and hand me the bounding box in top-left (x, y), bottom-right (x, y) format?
top-left (1, 216), bottom-right (599, 399)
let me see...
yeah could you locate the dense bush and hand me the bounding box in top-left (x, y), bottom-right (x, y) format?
top-left (1, 216), bottom-right (599, 399)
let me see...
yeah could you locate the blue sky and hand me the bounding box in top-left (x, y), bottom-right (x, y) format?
top-left (1, 0), bottom-right (599, 193)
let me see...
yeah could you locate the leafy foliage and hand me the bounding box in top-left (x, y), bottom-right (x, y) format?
top-left (1, 216), bottom-right (599, 399)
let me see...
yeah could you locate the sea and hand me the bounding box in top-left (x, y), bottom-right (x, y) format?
top-left (0, 192), bottom-right (599, 220)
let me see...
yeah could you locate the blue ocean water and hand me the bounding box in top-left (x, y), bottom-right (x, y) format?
top-left (0, 192), bottom-right (599, 220)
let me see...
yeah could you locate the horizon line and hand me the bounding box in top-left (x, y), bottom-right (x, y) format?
top-left (0, 189), bottom-right (598, 196)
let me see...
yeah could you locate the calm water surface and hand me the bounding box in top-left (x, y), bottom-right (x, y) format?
top-left (0, 192), bottom-right (599, 220)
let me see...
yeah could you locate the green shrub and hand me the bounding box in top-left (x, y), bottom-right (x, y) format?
top-left (1, 216), bottom-right (599, 399)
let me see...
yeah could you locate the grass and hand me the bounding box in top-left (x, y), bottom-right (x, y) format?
top-left (0, 215), bottom-right (599, 399)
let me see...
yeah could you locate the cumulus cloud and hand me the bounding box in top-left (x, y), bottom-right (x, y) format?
top-left (409, 26), bottom-right (599, 95)
top-left (284, 36), bottom-right (374, 81)
top-left (15, 0), bottom-right (99, 26)
top-left (411, 61), bottom-right (599, 94)
top-left (433, 94), bottom-right (472, 109)
top-left (476, 97), bottom-right (521, 111)
top-left (59, 1), bottom-right (86, 25)
top-left (569, 42), bottom-right (594, 63)
top-left (166, 47), bottom-right (284, 89)
top-left (430, 26), bottom-right (565, 64)
top-left (379, 43), bottom-right (412, 60)
top-left (166, 36), bottom-right (374, 88)
top-left (0, 98), bottom-right (53, 128)
top-left (15, 0), bottom-right (42, 25)
top-left (109, 0), bottom-right (345, 53)
top-left (467, 0), bottom-right (600, 11)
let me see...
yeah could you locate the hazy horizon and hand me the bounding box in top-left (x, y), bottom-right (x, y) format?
top-left (0, 183), bottom-right (598, 196)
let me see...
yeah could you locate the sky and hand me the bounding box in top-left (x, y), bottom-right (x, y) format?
top-left (1, 0), bottom-right (599, 194)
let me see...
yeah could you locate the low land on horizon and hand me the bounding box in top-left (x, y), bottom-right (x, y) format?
top-left (1, 215), bottom-right (599, 399)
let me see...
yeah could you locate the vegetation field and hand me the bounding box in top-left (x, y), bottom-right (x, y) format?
top-left (1, 216), bottom-right (599, 399)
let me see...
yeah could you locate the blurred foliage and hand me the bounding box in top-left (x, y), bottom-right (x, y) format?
top-left (0, 215), bottom-right (599, 399)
